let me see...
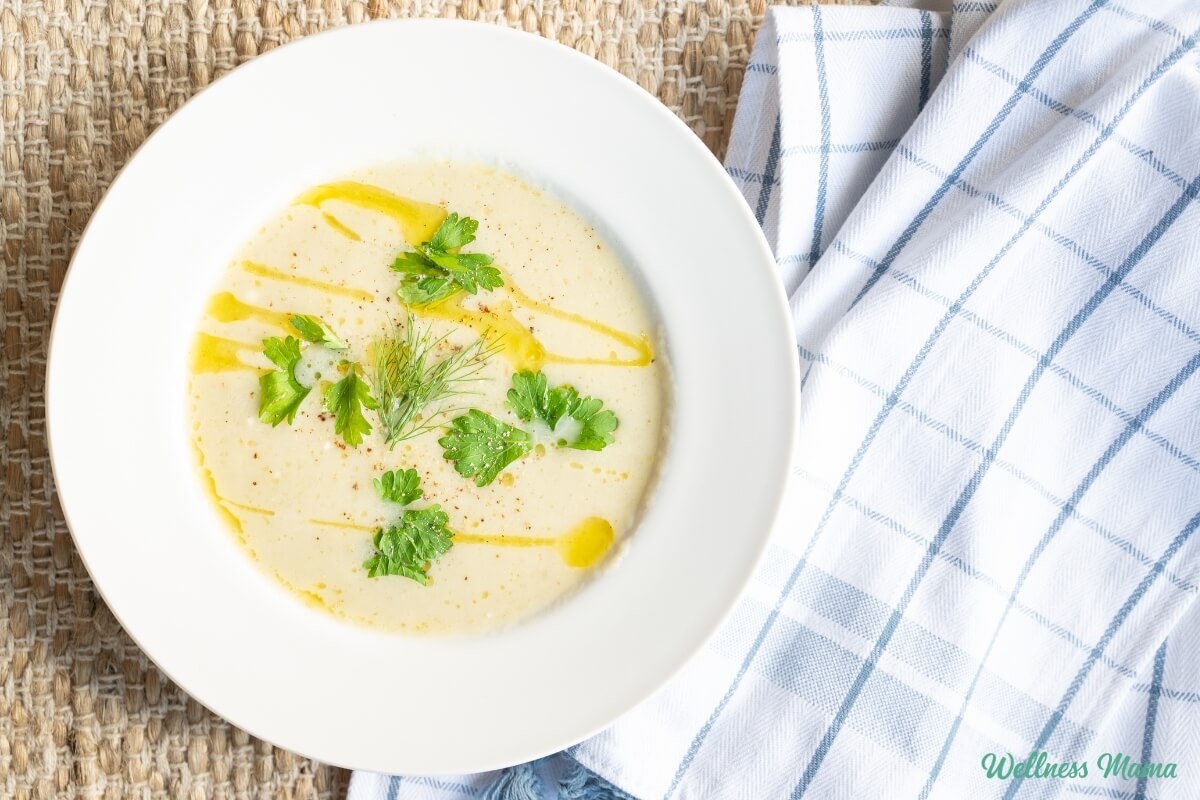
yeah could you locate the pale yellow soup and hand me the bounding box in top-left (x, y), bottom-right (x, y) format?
top-left (189, 162), bottom-right (665, 634)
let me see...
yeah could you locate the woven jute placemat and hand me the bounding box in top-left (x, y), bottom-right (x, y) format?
top-left (1, 0), bottom-right (868, 797)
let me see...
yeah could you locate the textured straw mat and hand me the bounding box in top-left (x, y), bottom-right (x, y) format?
top-left (1, 0), bottom-right (869, 797)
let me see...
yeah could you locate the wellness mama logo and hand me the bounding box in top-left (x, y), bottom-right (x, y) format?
top-left (981, 751), bottom-right (1179, 781)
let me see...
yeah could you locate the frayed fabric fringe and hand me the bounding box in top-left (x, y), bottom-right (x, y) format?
top-left (480, 761), bottom-right (545, 800)
top-left (478, 755), bottom-right (635, 800)
top-left (558, 757), bottom-right (635, 800)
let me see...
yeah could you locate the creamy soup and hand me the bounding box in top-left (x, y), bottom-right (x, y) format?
top-left (189, 162), bottom-right (664, 634)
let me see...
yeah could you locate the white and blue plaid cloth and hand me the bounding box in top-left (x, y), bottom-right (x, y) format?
top-left (349, 1), bottom-right (1200, 797)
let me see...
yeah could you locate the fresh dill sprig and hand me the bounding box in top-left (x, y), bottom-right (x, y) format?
top-left (370, 314), bottom-right (502, 448)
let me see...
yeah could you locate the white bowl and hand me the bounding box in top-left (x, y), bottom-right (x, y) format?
top-left (46, 20), bottom-right (797, 775)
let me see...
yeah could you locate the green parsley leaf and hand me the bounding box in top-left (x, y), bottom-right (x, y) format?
top-left (429, 212), bottom-right (478, 251)
top-left (392, 252), bottom-right (460, 306)
top-left (507, 370), bottom-right (577, 430)
top-left (374, 468), bottom-right (423, 506)
top-left (396, 272), bottom-right (458, 306)
top-left (323, 367), bottom-right (378, 447)
top-left (363, 506), bottom-right (454, 584)
top-left (391, 212), bottom-right (503, 305)
top-left (258, 336), bottom-right (310, 426)
top-left (566, 397), bottom-right (619, 451)
top-left (439, 409), bottom-right (532, 487)
top-left (420, 247), bottom-right (503, 295)
top-left (289, 314), bottom-right (347, 351)
top-left (505, 370), bottom-right (618, 451)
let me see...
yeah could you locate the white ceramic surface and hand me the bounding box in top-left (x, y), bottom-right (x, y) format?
top-left (46, 20), bottom-right (798, 775)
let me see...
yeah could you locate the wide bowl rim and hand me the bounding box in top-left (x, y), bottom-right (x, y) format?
top-left (45, 17), bottom-right (799, 775)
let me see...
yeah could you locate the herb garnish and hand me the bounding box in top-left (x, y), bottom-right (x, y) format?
top-left (259, 336), bottom-right (310, 425)
top-left (290, 314), bottom-right (347, 351)
top-left (324, 364), bottom-right (378, 447)
top-left (258, 318), bottom-right (348, 428)
top-left (440, 371), bottom-right (619, 486)
top-left (438, 409), bottom-right (532, 487)
top-left (371, 314), bottom-right (501, 448)
top-left (506, 369), bottom-right (574, 429)
top-left (392, 212), bottom-right (503, 306)
top-left (259, 310), bottom-right (500, 449)
top-left (364, 469), bottom-right (453, 584)
top-left (373, 467), bottom-right (423, 506)
top-left (507, 370), bottom-right (619, 450)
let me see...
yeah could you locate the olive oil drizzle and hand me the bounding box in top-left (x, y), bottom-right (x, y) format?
top-left (458, 517), bottom-right (614, 568)
top-left (193, 440), bottom-right (613, 569)
top-left (296, 181), bottom-right (654, 369)
top-left (240, 260), bottom-right (374, 302)
top-left (500, 275), bottom-right (654, 368)
top-left (321, 212), bottom-right (362, 241)
top-left (412, 294), bottom-right (547, 372)
top-left (191, 179), bottom-right (640, 608)
top-left (191, 438), bottom-right (257, 556)
top-left (224, 499), bottom-right (276, 517)
top-left (294, 181), bottom-right (444, 245)
top-left (409, 288), bottom-right (653, 371)
top-left (306, 515), bottom-right (614, 568)
top-left (190, 332), bottom-right (265, 375)
top-left (272, 569), bottom-right (332, 611)
top-left (205, 292), bottom-right (292, 330)
top-left (308, 518), bottom-right (372, 532)
top-left (556, 517), bottom-right (615, 568)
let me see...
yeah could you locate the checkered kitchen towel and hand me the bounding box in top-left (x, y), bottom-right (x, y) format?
top-left (350, 0), bottom-right (1200, 797)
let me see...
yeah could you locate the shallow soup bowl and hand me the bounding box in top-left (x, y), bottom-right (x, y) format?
top-left (46, 20), bottom-right (798, 775)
